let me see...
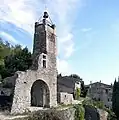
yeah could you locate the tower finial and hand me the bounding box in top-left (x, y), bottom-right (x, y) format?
top-left (45, 4), bottom-right (47, 12)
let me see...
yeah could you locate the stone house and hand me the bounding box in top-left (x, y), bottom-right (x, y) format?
top-left (57, 75), bottom-right (81, 104)
top-left (87, 81), bottom-right (113, 109)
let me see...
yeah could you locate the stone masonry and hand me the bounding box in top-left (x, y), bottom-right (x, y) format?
top-left (88, 81), bottom-right (112, 109)
top-left (11, 11), bottom-right (57, 114)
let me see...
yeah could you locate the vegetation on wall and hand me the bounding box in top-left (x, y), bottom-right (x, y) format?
top-left (75, 87), bottom-right (81, 100)
top-left (106, 108), bottom-right (117, 120)
top-left (83, 98), bottom-right (117, 120)
top-left (74, 104), bottom-right (85, 120)
top-left (82, 98), bottom-right (105, 109)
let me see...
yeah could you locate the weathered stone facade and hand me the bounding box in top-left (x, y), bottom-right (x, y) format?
top-left (87, 81), bottom-right (113, 109)
top-left (10, 11), bottom-right (57, 114)
top-left (59, 92), bottom-right (74, 105)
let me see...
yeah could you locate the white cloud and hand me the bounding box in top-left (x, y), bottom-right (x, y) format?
top-left (64, 43), bottom-right (75, 58)
top-left (0, 0), bottom-right (82, 75)
top-left (0, 31), bottom-right (26, 48)
top-left (60, 33), bottom-right (73, 43)
top-left (59, 33), bottom-right (75, 58)
top-left (57, 58), bottom-right (72, 75)
top-left (0, 31), bottom-right (18, 44)
top-left (81, 28), bottom-right (92, 32)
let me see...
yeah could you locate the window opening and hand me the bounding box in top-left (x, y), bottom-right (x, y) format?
top-left (43, 60), bottom-right (46, 68)
top-left (43, 55), bottom-right (46, 59)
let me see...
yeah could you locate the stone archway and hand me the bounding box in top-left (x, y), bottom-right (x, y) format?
top-left (31, 80), bottom-right (50, 107)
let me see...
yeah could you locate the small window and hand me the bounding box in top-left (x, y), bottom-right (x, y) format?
top-left (43, 55), bottom-right (46, 59)
top-left (1, 91), bottom-right (4, 95)
top-left (65, 95), bottom-right (66, 98)
top-left (108, 98), bottom-right (109, 101)
top-left (106, 89), bottom-right (108, 94)
top-left (43, 60), bottom-right (46, 68)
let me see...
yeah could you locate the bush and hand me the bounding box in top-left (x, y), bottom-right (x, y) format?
top-left (73, 104), bottom-right (85, 120)
top-left (82, 98), bottom-right (104, 109)
top-left (106, 108), bottom-right (117, 120)
top-left (75, 87), bottom-right (81, 100)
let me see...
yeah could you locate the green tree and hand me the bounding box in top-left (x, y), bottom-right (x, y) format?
top-left (112, 79), bottom-right (119, 119)
top-left (0, 40), bottom-right (32, 79)
top-left (75, 87), bottom-right (81, 100)
top-left (74, 104), bottom-right (85, 120)
top-left (3, 47), bottom-right (32, 78)
top-left (70, 74), bottom-right (81, 79)
top-left (0, 40), bottom-right (12, 65)
top-left (80, 81), bottom-right (88, 98)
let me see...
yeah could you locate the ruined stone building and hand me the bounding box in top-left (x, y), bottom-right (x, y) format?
top-left (87, 81), bottom-right (113, 109)
top-left (0, 11), bottom-right (57, 114)
top-left (11, 11), bottom-right (58, 114)
top-left (0, 11), bottom-right (82, 114)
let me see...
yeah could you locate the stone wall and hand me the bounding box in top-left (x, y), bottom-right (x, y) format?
top-left (59, 92), bottom-right (74, 105)
top-left (11, 69), bottom-right (57, 114)
top-left (98, 109), bottom-right (108, 120)
top-left (10, 107), bottom-right (76, 120)
top-left (3, 74), bottom-right (17, 88)
top-left (88, 82), bottom-right (112, 109)
top-left (7, 105), bottom-right (109, 120)
top-left (84, 105), bottom-right (109, 120)
top-left (84, 105), bottom-right (100, 120)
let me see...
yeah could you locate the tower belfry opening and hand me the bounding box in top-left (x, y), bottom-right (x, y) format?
top-left (37, 11), bottom-right (55, 29)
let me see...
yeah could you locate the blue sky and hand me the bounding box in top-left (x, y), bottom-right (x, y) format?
top-left (0, 0), bottom-right (119, 85)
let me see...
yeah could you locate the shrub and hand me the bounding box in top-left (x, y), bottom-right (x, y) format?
top-left (73, 104), bottom-right (85, 120)
top-left (75, 87), bottom-right (81, 100)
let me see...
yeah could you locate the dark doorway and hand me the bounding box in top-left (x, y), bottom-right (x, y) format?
top-left (31, 80), bottom-right (50, 107)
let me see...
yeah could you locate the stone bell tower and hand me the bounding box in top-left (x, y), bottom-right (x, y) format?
top-left (32, 11), bottom-right (57, 71)
top-left (11, 11), bottom-right (57, 114)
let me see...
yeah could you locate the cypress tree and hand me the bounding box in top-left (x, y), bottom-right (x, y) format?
top-left (112, 78), bottom-right (119, 119)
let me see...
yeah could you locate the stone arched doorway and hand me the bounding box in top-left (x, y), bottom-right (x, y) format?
top-left (31, 80), bottom-right (50, 107)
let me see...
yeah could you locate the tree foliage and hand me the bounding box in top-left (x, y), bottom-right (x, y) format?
top-left (0, 40), bottom-right (13, 65)
top-left (4, 47), bottom-right (32, 78)
top-left (75, 87), bottom-right (81, 100)
top-left (0, 39), bottom-right (32, 79)
top-left (112, 79), bottom-right (119, 119)
top-left (70, 74), bottom-right (81, 79)
top-left (80, 81), bottom-right (88, 98)
top-left (74, 104), bottom-right (85, 120)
